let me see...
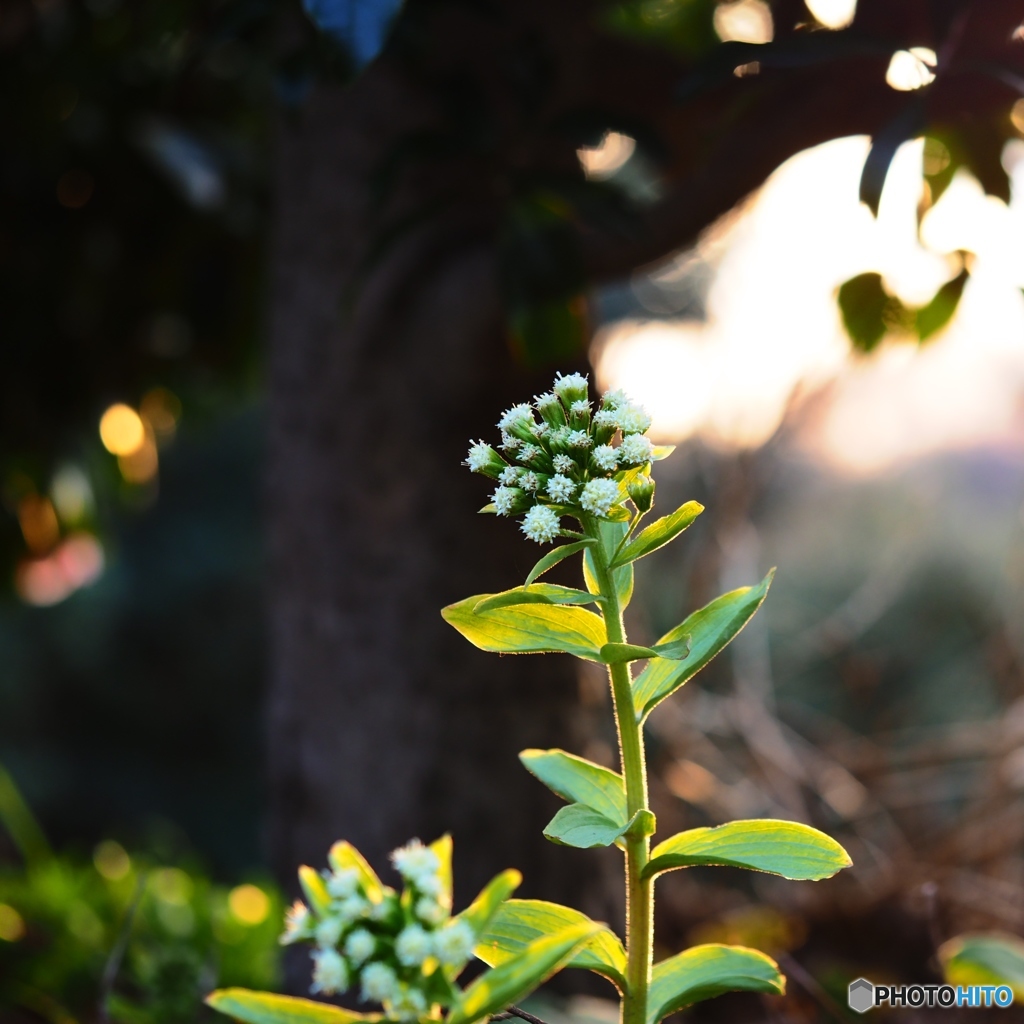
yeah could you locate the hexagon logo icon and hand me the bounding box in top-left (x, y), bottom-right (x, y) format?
top-left (848, 978), bottom-right (874, 1014)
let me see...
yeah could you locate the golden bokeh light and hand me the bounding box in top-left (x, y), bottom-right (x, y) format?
top-left (118, 430), bottom-right (158, 485)
top-left (0, 903), bottom-right (25, 942)
top-left (94, 839), bottom-right (131, 881)
top-left (99, 404), bottom-right (145, 456)
top-left (228, 884), bottom-right (270, 925)
top-left (18, 494), bottom-right (60, 554)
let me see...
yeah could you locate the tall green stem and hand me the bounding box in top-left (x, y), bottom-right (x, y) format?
top-left (587, 520), bottom-right (652, 1024)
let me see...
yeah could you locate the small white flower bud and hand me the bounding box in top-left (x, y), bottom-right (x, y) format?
top-left (628, 475), bottom-right (655, 513)
top-left (497, 403), bottom-right (535, 431)
top-left (570, 399), bottom-right (590, 417)
top-left (546, 475), bottom-right (576, 502)
top-left (618, 433), bottom-right (653, 465)
top-left (580, 478), bottom-right (620, 516)
top-left (280, 900), bottom-right (313, 945)
top-left (520, 471), bottom-right (540, 492)
top-left (617, 403), bottom-right (652, 434)
top-left (552, 454), bottom-right (576, 475)
top-left (534, 391), bottom-right (567, 427)
top-left (391, 985), bottom-right (428, 1022)
top-left (413, 872), bottom-right (443, 897)
top-left (553, 372), bottom-right (588, 406)
top-left (521, 505), bottom-right (561, 544)
top-left (601, 388), bottom-right (629, 410)
top-left (361, 961), bottom-right (399, 1004)
top-left (492, 486), bottom-right (526, 517)
top-left (326, 868), bottom-right (360, 899)
top-left (311, 947), bottom-right (348, 995)
top-left (434, 919), bottom-right (476, 968)
top-left (566, 430), bottom-right (592, 449)
top-left (517, 442), bottom-right (543, 464)
top-left (592, 444), bottom-right (618, 473)
top-left (337, 895), bottom-right (370, 923)
top-left (345, 928), bottom-right (376, 964)
top-left (415, 896), bottom-right (447, 926)
top-left (499, 430), bottom-right (521, 452)
top-left (498, 465), bottom-right (522, 486)
top-left (316, 915), bottom-right (344, 948)
top-left (464, 441), bottom-right (506, 479)
top-left (396, 923), bottom-right (433, 966)
top-left (592, 408), bottom-right (618, 444)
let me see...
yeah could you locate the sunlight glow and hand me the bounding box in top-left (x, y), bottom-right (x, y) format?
top-left (714, 0), bottom-right (773, 44)
top-left (595, 134), bottom-right (1024, 474)
top-left (804, 0), bottom-right (856, 29)
top-left (886, 48), bottom-right (937, 91)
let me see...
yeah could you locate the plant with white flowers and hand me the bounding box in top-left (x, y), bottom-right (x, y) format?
top-left (205, 371), bottom-right (852, 1024)
top-left (207, 834), bottom-right (597, 1024)
top-left (444, 373), bottom-right (852, 1024)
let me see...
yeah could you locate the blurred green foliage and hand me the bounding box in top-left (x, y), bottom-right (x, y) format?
top-left (0, 765), bottom-right (283, 1023)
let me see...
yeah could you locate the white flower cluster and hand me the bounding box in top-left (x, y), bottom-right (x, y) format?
top-left (463, 373), bottom-right (655, 542)
top-left (281, 839), bottom-right (477, 1021)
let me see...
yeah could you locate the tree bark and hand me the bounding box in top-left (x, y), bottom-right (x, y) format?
top-left (265, 67), bottom-right (610, 978)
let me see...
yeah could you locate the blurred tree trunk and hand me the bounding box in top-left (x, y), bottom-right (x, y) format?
top-left (264, 68), bottom-right (608, 970)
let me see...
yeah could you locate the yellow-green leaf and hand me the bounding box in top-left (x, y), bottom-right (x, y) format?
top-left (940, 933), bottom-right (1024, 998)
top-left (633, 571), bottom-right (774, 721)
top-left (476, 899), bottom-right (627, 992)
top-left (610, 501), bottom-right (703, 568)
top-left (453, 869), bottom-right (522, 938)
top-left (519, 748), bottom-right (627, 823)
top-left (644, 819), bottom-right (851, 881)
top-left (543, 804), bottom-right (643, 849)
top-left (442, 595), bottom-right (606, 660)
top-left (473, 585), bottom-right (597, 613)
top-left (647, 945), bottom-right (784, 1024)
top-left (430, 833), bottom-right (453, 911)
top-left (600, 643), bottom-right (659, 664)
top-left (206, 990), bottom-right (379, 1024)
top-left (583, 520), bottom-right (633, 609)
top-left (524, 540), bottom-right (594, 586)
top-left (449, 922), bottom-right (600, 1024)
top-left (298, 865), bottom-right (331, 916)
top-left (327, 841), bottom-right (384, 903)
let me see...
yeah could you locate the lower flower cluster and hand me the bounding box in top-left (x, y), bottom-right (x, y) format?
top-left (282, 839), bottom-right (475, 1021)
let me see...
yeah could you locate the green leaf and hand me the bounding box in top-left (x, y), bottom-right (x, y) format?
top-left (583, 520), bottom-right (634, 610)
top-left (633, 570), bottom-right (774, 722)
top-left (298, 865), bottom-right (331, 916)
top-left (206, 990), bottom-right (379, 1024)
top-left (454, 869), bottom-right (522, 938)
top-left (442, 595), bottom-right (606, 661)
top-left (653, 636), bottom-right (690, 660)
top-left (524, 540), bottom-right (594, 586)
top-left (600, 643), bottom-right (659, 664)
top-left (477, 899), bottom-right (628, 992)
top-left (448, 922), bottom-right (601, 1024)
top-left (940, 933), bottom-right (1024, 997)
top-left (479, 503), bottom-right (498, 514)
top-left (916, 267), bottom-right (968, 341)
top-left (474, 584), bottom-right (598, 613)
top-left (543, 804), bottom-right (646, 848)
top-left (519, 748), bottom-right (627, 823)
top-left (647, 945), bottom-right (784, 1024)
top-left (327, 841), bottom-right (384, 903)
top-left (611, 501), bottom-right (704, 568)
top-left (643, 819), bottom-right (852, 881)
